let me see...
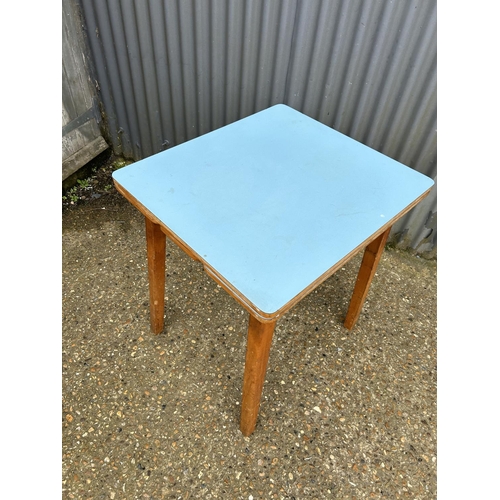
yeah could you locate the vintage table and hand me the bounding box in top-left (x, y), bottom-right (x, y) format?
top-left (112, 104), bottom-right (434, 436)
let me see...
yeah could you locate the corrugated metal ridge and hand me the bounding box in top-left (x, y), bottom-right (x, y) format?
top-left (78, 0), bottom-right (436, 253)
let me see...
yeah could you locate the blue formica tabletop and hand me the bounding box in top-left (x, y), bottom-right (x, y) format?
top-left (113, 104), bottom-right (434, 318)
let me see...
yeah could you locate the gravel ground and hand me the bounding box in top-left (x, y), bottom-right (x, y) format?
top-left (62, 162), bottom-right (437, 499)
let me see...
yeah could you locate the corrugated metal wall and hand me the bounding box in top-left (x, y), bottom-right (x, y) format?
top-left (78, 0), bottom-right (436, 255)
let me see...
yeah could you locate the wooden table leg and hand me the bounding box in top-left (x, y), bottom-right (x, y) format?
top-left (344, 227), bottom-right (391, 330)
top-left (145, 217), bottom-right (166, 334)
top-left (240, 315), bottom-right (276, 436)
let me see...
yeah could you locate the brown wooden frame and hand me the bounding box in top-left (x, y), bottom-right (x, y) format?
top-left (114, 179), bottom-right (431, 435)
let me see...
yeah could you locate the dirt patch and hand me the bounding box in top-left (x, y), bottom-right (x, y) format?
top-left (62, 150), bottom-right (134, 211)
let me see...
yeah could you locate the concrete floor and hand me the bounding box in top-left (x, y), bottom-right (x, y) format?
top-left (62, 186), bottom-right (436, 499)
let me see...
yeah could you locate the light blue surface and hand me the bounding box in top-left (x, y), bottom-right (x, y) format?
top-left (113, 104), bottom-right (434, 315)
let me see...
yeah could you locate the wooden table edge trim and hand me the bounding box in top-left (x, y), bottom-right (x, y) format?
top-left (114, 180), bottom-right (432, 324)
top-left (263, 186), bottom-right (433, 322)
top-left (114, 180), bottom-right (273, 320)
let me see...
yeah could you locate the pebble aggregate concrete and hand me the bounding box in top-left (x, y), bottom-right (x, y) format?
top-left (63, 188), bottom-right (436, 500)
